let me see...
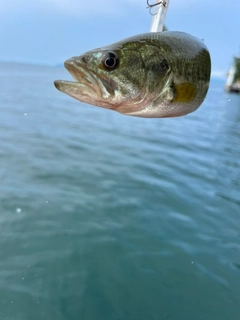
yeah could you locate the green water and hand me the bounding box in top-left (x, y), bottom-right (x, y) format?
top-left (0, 62), bottom-right (240, 320)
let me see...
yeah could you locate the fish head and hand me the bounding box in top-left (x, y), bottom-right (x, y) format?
top-left (54, 38), bottom-right (172, 115)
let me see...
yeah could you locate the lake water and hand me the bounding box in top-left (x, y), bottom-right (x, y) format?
top-left (0, 62), bottom-right (240, 320)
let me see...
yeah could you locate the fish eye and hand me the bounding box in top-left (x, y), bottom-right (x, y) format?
top-left (160, 59), bottom-right (169, 71)
top-left (102, 52), bottom-right (119, 70)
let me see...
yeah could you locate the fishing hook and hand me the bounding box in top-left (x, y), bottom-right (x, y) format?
top-left (146, 1), bottom-right (167, 15)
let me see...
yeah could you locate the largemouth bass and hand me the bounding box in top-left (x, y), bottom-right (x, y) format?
top-left (54, 31), bottom-right (211, 118)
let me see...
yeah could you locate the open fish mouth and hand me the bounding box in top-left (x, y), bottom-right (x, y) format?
top-left (54, 58), bottom-right (101, 97)
top-left (54, 58), bottom-right (116, 102)
top-left (64, 58), bottom-right (95, 86)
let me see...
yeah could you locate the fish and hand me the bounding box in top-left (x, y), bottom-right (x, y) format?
top-left (54, 31), bottom-right (211, 118)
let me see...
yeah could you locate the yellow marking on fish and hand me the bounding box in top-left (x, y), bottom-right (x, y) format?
top-left (173, 83), bottom-right (197, 103)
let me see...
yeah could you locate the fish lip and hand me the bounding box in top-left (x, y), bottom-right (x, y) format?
top-left (54, 57), bottom-right (117, 101)
top-left (54, 79), bottom-right (75, 90)
top-left (64, 57), bottom-right (93, 85)
top-left (54, 57), bottom-right (101, 97)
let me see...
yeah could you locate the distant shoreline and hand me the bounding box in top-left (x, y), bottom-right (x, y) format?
top-left (0, 60), bottom-right (64, 68)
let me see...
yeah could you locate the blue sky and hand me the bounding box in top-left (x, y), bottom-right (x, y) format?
top-left (0, 0), bottom-right (239, 77)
